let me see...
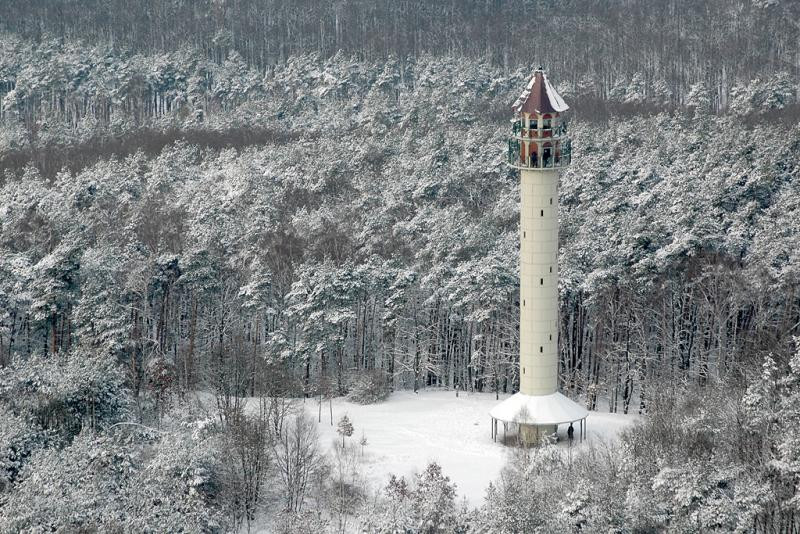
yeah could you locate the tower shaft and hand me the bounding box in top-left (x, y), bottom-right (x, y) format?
top-left (519, 168), bottom-right (559, 396)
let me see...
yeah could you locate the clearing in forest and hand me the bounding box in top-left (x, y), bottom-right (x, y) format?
top-left (305, 389), bottom-right (637, 506)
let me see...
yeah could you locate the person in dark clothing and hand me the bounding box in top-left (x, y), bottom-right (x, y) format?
top-left (567, 423), bottom-right (574, 442)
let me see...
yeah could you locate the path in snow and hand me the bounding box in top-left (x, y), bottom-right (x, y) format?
top-left (303, 389), bottom-right (638, 506)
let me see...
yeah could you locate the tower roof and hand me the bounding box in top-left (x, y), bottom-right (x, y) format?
top-left (512, 68), bottom-right (569, 115)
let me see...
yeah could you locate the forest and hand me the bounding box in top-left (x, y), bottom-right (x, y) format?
top-left (1, 1), bottom-right (800, 532)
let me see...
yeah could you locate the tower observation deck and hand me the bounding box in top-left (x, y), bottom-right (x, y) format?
top-left (490, 68), bottom-right (588, 445)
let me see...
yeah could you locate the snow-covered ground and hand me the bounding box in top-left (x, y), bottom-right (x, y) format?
top-left (303, 389), bottom-right (638, 506)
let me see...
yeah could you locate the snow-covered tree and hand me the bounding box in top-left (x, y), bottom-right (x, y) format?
top-left (336, 414), bottom-right (354, 448)
top-left (412, 462), bottom-right (458, 533)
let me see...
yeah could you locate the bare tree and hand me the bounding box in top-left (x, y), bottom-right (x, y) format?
top-left (219, 411), bottom-right (271, 533)
top-left (328, 441), bottom-right (366, 534)
top-left (272, 412), bottom-right (326, 513)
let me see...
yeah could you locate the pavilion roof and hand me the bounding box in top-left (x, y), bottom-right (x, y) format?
top-left (490, 391), bottom-right (587, 425)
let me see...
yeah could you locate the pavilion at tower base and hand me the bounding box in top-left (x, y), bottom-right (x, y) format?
top-left (490, 391), bottom-right (588, 445)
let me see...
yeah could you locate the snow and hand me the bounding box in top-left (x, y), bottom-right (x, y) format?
top-left (489, 391), bottom-right (588, 425)
top-left (511, 89), bottom-right (533, 112)
top-left (511, 70), bottom-right (539, 112)
top-left (543, 76), bottom-right (569, 112)
top-left (305, 390), bottom-right (637, 506)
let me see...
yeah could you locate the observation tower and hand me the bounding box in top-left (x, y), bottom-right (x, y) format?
top-left (490, 68), bottom-right (588, 445)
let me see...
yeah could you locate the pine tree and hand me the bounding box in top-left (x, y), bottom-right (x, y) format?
top-left (412, 462), bottom-right (457, 534)
top-left (336, 414), bottom-right (354, 448)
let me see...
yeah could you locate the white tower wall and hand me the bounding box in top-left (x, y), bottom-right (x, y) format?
top-left (519, 168), bottom-right (559, 396)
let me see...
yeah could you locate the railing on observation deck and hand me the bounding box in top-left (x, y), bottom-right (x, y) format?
top-left (507, 148), bottom-right (571, 170)
top-left (507, 134), bottom-right (571, 170)
top-left (510, 120), bottom-right (568, 142)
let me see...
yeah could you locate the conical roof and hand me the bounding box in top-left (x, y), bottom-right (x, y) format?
top-left (490, 391), bottom-right (587, 425)
top-left (512, 68), bottom-right (569, 115)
